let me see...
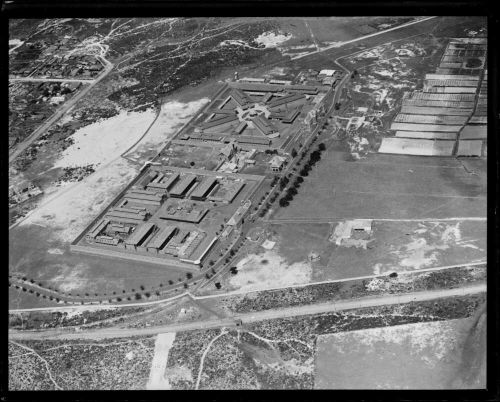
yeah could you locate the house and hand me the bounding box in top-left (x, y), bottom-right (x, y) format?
top-left (270, 155), bottom-right (287, 172)
top-left (319, 69), bottom-right (336, 77)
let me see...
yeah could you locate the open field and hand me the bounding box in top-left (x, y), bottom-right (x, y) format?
top-left (221, 218), bottom-right (485, 286)
top-left (9, 225), bottom-right (194, 309)
top-left (274, 150), bottom-right (486, 221)
top-left (315, 310), bottom-right (486, 389)
top-left (160, 143), bottom-right (222, 171)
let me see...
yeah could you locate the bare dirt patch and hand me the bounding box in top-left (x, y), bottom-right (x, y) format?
top-left (315, 314), bottom-right (486, 389)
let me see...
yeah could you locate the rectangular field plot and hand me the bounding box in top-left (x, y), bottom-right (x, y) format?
top-left (274, 151), bottom-right (486, 220)
top-left (395, 131), bottom-right (457, 140)
top-left (409, 92), bottom-right (476, 102)
top-left (460, 125), bottom-right (487, 139)
top-left (457, 140), bottom-right (483, 156)
top-left (439, 62), bottom-right (463, 69)
top-left (425, 74), bottom-right (480, 81)
top-left (379, 137), bottom-right (454, 156)
top-left (400, 106), bottom-right (472, 116)
top-left (394, 114), bottom-right (469, 125)
top-left (314, 318), bottom-right (485, 389)
top-left (424, 79), bottom-right (479, 87)
top-left (390, 122), bottom-right (462, 132)
top-left (425, 86), bottom-right (477, 94)
top-left (469, 116), bottom-right (487, 124)
top-left (402, 99), bottom-right (474, 109)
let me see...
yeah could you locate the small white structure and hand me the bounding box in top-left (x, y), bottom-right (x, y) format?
top-left (351, 219), bottom-right (373, 234)
top-left (319, 69), bottom-right (336, 77)
top-left (269, 155), bottom-right (286, 172)
top-left (330, 219), bottom-right (373, 245)
top-left (262, 239), bottom-right (276, 250)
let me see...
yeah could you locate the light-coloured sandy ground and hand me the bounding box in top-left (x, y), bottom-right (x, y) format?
top-left (255, 32), bottom-right (292, 48)
top-left (124, 99), bottom-right (209, 160)
top-left (20, 158), bottom-right (139, 242)
top-left (147, 332), bottom-right (177, 390)
top-left (373, 221), bottom-right (485, 275)
top-left (230, 250), bottom-right (312, 292)
top-left (54, 109), bottom-right (157, 168)
top-left (315, 316), bottom-right (486, 389)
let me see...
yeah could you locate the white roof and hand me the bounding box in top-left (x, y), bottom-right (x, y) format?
top-left (270, 155), bottom-right (286, 166)
top-left (319, 69), bottom-right (336, 76)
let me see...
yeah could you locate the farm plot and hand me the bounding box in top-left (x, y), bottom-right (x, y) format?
top-left (393, 114), bottom-right (469, 125)
top-left (400, 106), bottom-right (472, 116)
top-left (456, 140), bottom-right (483, 157)
top-left (460, 125), bottom-right (487, 140)
top-left (394, 131), bottom-right (457, 140)
top-left (390, 122), bottom-right (462, 132)
top-left (378, 137), bottom-right (454, 156)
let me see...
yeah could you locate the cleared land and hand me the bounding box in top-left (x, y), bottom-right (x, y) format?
top-left (266, 219), bottom-right (485, 281)
top-left (9, 225), bottom-right (192, 308)
top-left (274, 150), bottom-right (486, 220)
top-left (315, 311), bottom-right (486, 389)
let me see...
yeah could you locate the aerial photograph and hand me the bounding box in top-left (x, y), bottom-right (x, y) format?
top-left (8, 16), bottom-right (487, 390)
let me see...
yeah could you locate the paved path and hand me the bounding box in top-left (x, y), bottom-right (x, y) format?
top-left (8, 282), bottom-right (485, 341)
top-left (291, 16), bottom-right (437, 60)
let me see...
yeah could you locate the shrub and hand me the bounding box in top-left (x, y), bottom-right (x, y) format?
top-left (134, 293), bottom-right (142, 300)
top-left (215, 282), bottom-right (221, 290)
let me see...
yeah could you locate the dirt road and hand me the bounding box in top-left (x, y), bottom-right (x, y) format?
top-left (291, 16), bottom-right (437, 60)
top-left (8, 282), bottom-right (485, 341)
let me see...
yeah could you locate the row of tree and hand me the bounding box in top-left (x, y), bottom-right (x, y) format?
top-left (279, 143), bottom-right (326, 207)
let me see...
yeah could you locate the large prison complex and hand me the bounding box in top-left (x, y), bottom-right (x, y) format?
top-left (75, 165), bottom-right (264, 267)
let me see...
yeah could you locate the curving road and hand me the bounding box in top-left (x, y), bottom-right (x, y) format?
top-left (8, 282), bottom-right (485, 341)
